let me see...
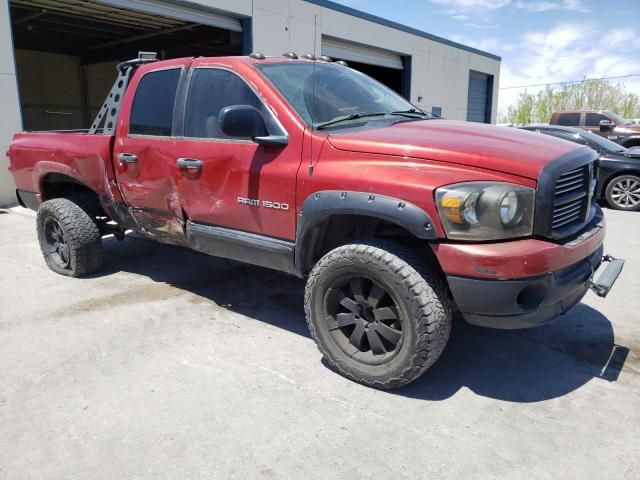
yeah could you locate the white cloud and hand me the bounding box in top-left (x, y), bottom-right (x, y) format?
top-left (432, 0), bottom-right (588, 11)
top-left (513, 0), bottom-right (589, 12)
top-left (497, 23), bottom-right (640, 115)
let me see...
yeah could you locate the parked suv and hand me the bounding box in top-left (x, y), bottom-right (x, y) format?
top-left (550, 110), bottom-right (640, 148)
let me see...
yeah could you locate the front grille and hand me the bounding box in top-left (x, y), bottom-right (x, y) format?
top-left (551, 165), bottom-right (591, 233)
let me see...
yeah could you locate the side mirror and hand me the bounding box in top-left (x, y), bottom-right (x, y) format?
top-left (600, 119), bottom-right (615, 132)
top-left (219, 105), bottom-right (268, 138)
top-left (218, 105), bottom-right (289, 147)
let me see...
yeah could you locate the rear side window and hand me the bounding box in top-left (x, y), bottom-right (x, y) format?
top-left (184, 69), bottom-right (263, 139)
top-left (130, 69), bottom-right (181, 136)
top-left (555, 113), bottom-right (580, 126)
top-left (585, 113), bottom-right (608, 126)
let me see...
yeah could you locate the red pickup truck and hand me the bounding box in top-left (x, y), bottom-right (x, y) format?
top-left (8, 53), bottom-right (623, 389)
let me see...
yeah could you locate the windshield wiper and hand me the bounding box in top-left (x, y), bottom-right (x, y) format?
top-left (316, 112), bottom-right (387, 130)
top-left (390, 108), bottom-right (433, 119)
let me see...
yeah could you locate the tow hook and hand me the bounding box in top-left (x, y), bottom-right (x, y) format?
top-left (587, 255), bottom-right (625, 298)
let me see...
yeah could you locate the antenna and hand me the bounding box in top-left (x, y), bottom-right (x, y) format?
top-left (309, 14), bottom-right (318, 176)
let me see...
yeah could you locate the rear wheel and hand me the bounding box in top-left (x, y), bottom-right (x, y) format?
top-left (304, 240), bottom-right (452, 389)
top-left (605, 174), bottom-right (640, 211)
top-left (36, 198), bottom-right (103, 277)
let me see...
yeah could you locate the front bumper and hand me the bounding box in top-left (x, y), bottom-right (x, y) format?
top-left (447, 246), bottom-right (603, 329)
top-left (436, 207), bottom-right (622, 329)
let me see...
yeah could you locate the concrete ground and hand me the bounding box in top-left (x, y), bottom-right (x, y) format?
top-left (0, 206), bottom-right (638, 480)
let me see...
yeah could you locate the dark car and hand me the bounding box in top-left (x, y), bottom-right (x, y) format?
top-left (520, 124), bottom-right (640, 211)
top-left (550, 110), bottom-right (640, 149)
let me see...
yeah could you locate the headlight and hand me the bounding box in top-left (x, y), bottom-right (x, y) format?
top-left (435, 182), bottom-right (535, 240)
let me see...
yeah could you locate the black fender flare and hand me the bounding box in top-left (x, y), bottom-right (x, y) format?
top-left (295, 190), bottom-right (437, 273)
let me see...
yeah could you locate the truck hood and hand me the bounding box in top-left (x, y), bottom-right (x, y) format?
top-left (326, 119), bottom-right (585, 180)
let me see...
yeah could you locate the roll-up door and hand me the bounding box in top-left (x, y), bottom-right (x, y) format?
top-left (467, 71), bottom-right (492, 123)
top-left (322, 37), bottom-right (403, 70)
top-left (97, 0), bottom-right (243, 31)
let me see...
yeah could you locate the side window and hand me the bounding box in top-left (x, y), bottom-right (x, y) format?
top-left (130, 69), bottom-right (181, 136)
top-left (184, 69), bottom-right (264, 139)
top-left (556, 113), bottom-right (580, 126)
top-left (585, 113), bottom-right (607, 127)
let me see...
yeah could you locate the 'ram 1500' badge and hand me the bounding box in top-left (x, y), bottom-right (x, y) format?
top-left (237, 197), bottom-right (290, 210)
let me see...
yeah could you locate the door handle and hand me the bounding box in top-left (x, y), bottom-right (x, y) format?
top-left (176, 158), bottom-right (203, 170)
top-left (118, 152), bottom-right (138, 164)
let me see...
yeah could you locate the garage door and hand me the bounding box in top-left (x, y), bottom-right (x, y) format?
top-left (322, 37), bottom-right (403, 70)
top-left (467, 71), bottom-right (492, 123)
top-left (97, 0), bottom-right (242, 31)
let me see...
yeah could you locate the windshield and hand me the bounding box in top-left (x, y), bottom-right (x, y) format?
top-left (579, 130), bottom-right (626, 152)
top-left (256, 62), bottom-right (422, 128)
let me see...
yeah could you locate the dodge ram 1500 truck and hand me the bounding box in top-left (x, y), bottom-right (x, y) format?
top-left (8, 52), bottom-right (624, 389)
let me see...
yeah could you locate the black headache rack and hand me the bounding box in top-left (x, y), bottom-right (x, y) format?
top-left (88, 51), bottom-right (158, 135)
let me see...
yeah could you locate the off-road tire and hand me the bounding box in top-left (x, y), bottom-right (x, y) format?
top-left (605, 174), bottom-right (640, 211)
top-left (304, 239), bottom-right (452, 389)
top-left (36, 198), bottom-right (104, 277)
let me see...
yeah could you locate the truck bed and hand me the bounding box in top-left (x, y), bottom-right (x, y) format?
top-left (9, 131), bottom-right (121, 206)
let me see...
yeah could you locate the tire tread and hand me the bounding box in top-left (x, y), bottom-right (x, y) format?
top-left (304, 239), bottom-right (452, 389)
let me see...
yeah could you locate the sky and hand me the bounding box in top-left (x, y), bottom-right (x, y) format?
top-left (332, 0), bottom-right (640, 116)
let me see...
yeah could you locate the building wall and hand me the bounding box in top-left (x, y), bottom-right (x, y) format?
top-left (0, 0), bottom-right (500, 207)
top-left (251, 0), bottom-right (500, 121)
top-left (0, 2), bottom-right (23, 206)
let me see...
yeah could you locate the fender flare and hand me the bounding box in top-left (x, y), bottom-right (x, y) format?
top-left (295, 190), bottom-right (437, 273)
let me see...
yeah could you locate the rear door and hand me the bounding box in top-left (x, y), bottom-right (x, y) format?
top-left (170, 66), bottom-right (300, 241)
top-left (113, 59), bottom-right (191, 244)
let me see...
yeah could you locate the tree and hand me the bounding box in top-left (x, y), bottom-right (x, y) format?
top-left (499, 78), bottom-right (640, 124)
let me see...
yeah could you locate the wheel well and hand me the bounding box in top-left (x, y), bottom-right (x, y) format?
top-left (298, 214), bottom-right (431, 274)
top-left (41, 173), bottom-right (104, 217)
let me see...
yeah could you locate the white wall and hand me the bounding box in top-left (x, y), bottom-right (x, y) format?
top-left (252, 0), bottom-right (501, 122)
top-left (0, 1), bottom-right (23, 207)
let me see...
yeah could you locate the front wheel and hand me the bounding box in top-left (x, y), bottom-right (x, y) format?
top-left (304, 240), bottom-right (452, 389)
top-left (605, 174), bottom-right (640, 211)
top-left (36, 198), bottom-right (104, 277)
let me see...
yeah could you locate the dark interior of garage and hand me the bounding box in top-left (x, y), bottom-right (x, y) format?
top-left (339, 60), bottom-right (404, 96)
top-left (9, 0), bottom-right (243, 131)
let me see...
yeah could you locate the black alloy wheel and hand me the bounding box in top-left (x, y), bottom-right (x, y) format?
top-left (305, 240), bottom-right (452, 389)
top-left (36, 198), bottom-right (104, 277)
top-left (44, 217), bottom-right (71, 269)
top-left (324, 276), bottom-right (403, 365)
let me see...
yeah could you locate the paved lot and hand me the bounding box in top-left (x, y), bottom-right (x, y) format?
top-left (0, 206), bottom-right (639, 480)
